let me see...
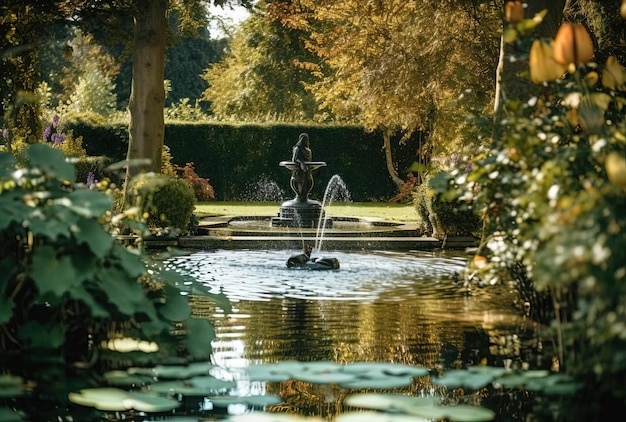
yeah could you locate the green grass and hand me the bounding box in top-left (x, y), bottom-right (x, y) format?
top-left (195, 201), bottom-right (418, 222)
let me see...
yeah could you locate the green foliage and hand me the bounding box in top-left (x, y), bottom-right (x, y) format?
top-left (414, 172), bottom-right (481, 239)
top-left (131, 173), bottom-right (197, 234)
top-left (434, 16), bottom-right (626, 413)
top-left (201, 3), bottom-right (322, 121)
top-left (0, 143), bottom-right (228, 419)
top-left (70, 121), bottom-right (420, 201)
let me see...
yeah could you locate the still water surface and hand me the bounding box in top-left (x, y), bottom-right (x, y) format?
top-left (159, 248), bottom-right (531, 419)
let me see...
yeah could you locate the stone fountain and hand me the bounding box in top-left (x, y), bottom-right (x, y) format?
top-left (271, 133), bottom-right (332, 229)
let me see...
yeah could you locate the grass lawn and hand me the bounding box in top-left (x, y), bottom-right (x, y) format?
top-left (195, 201), bottom-right (419, 222)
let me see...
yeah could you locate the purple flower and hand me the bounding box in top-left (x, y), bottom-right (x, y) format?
top-left (43, 126), bottom-right (51, 142)
top-left (465, 162), bottom-right (474, 173)
top-left (86, 172), bottom-right (95, 189)
top-left (1, 128), bottom-right (7, 139)
top-left (52, 115), bottom-right (60, 128)
top-left (450, 153), bottom-right (458, 166)
top-left (51, 133), bottom-right (66, 145)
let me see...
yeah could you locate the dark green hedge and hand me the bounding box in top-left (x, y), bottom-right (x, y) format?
top-left (67, 121), bottom-right (422, 202)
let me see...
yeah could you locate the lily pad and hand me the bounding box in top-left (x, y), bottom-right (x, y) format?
top-left (343, 362), bottom-right (429, 378)
top-left (338, 375), bottom-right (414, 389)
top-left (68, 387), bottom-right (180, 413)
top-left (409, 404), bottom-right (495, 421)
top-left (345, 393), bottom-right (437, 412)
top-left (432, 370), bottom-right (494, 390)
top-left (296, 371), bottom-right (356, 385)
top-left (244, 364), bottom-right (293, 382)
top-left (209, 394), bottom-right (284, 408)
top-left (123, 391), bottom-right (181, 412)
top-left (103, 370), bottom-right (152, 387)
top-left (229, 411), bottom-right (325, 421)
top-left (0, 407), bottom-right (25, 422)
top-left (188, 375), bottom-right (236, 391)
top-left (337, 411), bottom-right (426, 421)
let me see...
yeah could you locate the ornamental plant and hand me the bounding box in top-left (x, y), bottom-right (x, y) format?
top-left (0, 143), bottom-right (229, 420)
top-left (432, 10), bottom-right (626, 418)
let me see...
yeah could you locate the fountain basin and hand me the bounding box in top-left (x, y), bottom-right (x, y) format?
top-left (279, 161), bottom-right (327, 172)
top-left (153, 215), bottom-right (480, 251)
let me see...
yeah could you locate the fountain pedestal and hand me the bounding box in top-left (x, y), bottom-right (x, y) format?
top-left (271, 161), bottom-right (333, 228)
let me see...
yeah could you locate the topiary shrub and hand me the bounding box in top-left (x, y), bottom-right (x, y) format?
top-left (132, 173), bottom-right (196, 234)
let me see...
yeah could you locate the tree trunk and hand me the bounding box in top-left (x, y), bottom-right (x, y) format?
top-left (493, 0), bottom-right (567, 132)
top-left (125, 0), bottom-right (167, 182)
top-left (381, 126), bottom-right (405, 191)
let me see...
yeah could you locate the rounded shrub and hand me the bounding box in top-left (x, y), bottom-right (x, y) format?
top-left (133, 173), bottom-right (196, 233)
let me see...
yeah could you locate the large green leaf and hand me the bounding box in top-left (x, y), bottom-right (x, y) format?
top-left (0, 197), bottom-right (32, 231)
top-left (27, 144), bottom-right (74, 181)
top-left (100, 267), bottom-right (149, 317)
top-left (18, 321), bottom-right (66, 349)
top-left (69, 286), bottom-right (110, 318)
top-left (158, 284), bottom-right (191, 322)
top-left (26, 205), bottom-right (74, 239)
top-left (66, 189), bottom-right (112, 218)
top-left (112, 246), bottom-right (146, 278)
top-left (31, 246), bottom-right (82, 297)
top-left (0, 152), bottom-right (16, 177)
top-left (74, 218), bottom-right (114, 258)
top-left (184, 318), bottom-right (215, 359)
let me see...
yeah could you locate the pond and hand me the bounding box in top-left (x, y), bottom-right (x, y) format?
top-left (155, 248), bottom-right (545, 421)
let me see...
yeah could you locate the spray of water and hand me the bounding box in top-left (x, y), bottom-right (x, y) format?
top-left (314, 175), bottom-right (351, 253)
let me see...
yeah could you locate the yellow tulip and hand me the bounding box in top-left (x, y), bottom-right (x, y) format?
top-left (602, 56), bottom-right (625, 91)
top-left (605, 152), bottom-right (626, 189)
top-left (621, 0), bottom-right (626, 19)
top-left (553, 23), bottom-right (594, 66)
top-left (529, 39), bottom-right (567, 83)
top-left (505, 1), bottom-right (524, 24)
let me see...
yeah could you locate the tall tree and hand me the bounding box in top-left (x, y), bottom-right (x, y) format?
top-left (201, 0), bottom-right (322, 120)
top-left (126, 0), bottom-right (168, 177)
top-left (293, 0), bottom-right (500, 189)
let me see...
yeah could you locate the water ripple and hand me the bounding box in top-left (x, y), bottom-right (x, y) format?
top-left (161, 249), bottom-right (469, 302)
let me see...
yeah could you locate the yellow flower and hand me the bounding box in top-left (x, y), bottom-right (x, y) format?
top-left (505, 1), bottom-right (524, 24)
top-left (529, 39), bottom-right (566, 84)
top-left (602, 56), bottom-right (625, 91)
top-left (553, 23), bottom-right (594, 66)
top-left (605, 152), bottom-right (626, 189)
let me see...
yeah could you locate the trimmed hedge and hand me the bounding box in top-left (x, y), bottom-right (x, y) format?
top-left (67, 121), bottom-right (422, 202)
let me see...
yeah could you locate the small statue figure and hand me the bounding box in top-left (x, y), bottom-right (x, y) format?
top-left (290, 133), bottom-right (314, 200)
top-left (286, 244), bottom-right (340, 270)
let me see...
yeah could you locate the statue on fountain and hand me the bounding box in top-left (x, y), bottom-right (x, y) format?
top-left (271, 132), bottom-right (328, 228)
top-left (290, 132), bottom-right (315, 200)
top-left (286, 245), bottom-right (340, 270)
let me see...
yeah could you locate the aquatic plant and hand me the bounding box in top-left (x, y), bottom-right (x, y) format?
top-left (0, 143), bottom-right (229, 420)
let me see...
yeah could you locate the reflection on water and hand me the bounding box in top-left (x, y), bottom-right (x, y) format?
top-left (155, 248), bottom-right (542, 420)
top-left (161, 249), bottom-right (525, 373)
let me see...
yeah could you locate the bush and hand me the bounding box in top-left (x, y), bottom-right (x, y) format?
top-left (176, 162), bottom-right (215, 201)
top-left (414, 173), bottom-right (481, 239)
top-left (132, 173), bottom-right (196, 234)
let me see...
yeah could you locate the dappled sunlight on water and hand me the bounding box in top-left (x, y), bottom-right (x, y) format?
top-left (160, 249), bottom-right (525, 371)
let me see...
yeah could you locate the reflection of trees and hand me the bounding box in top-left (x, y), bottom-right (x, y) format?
top-left (188, 284), bottom-right (531, 419)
